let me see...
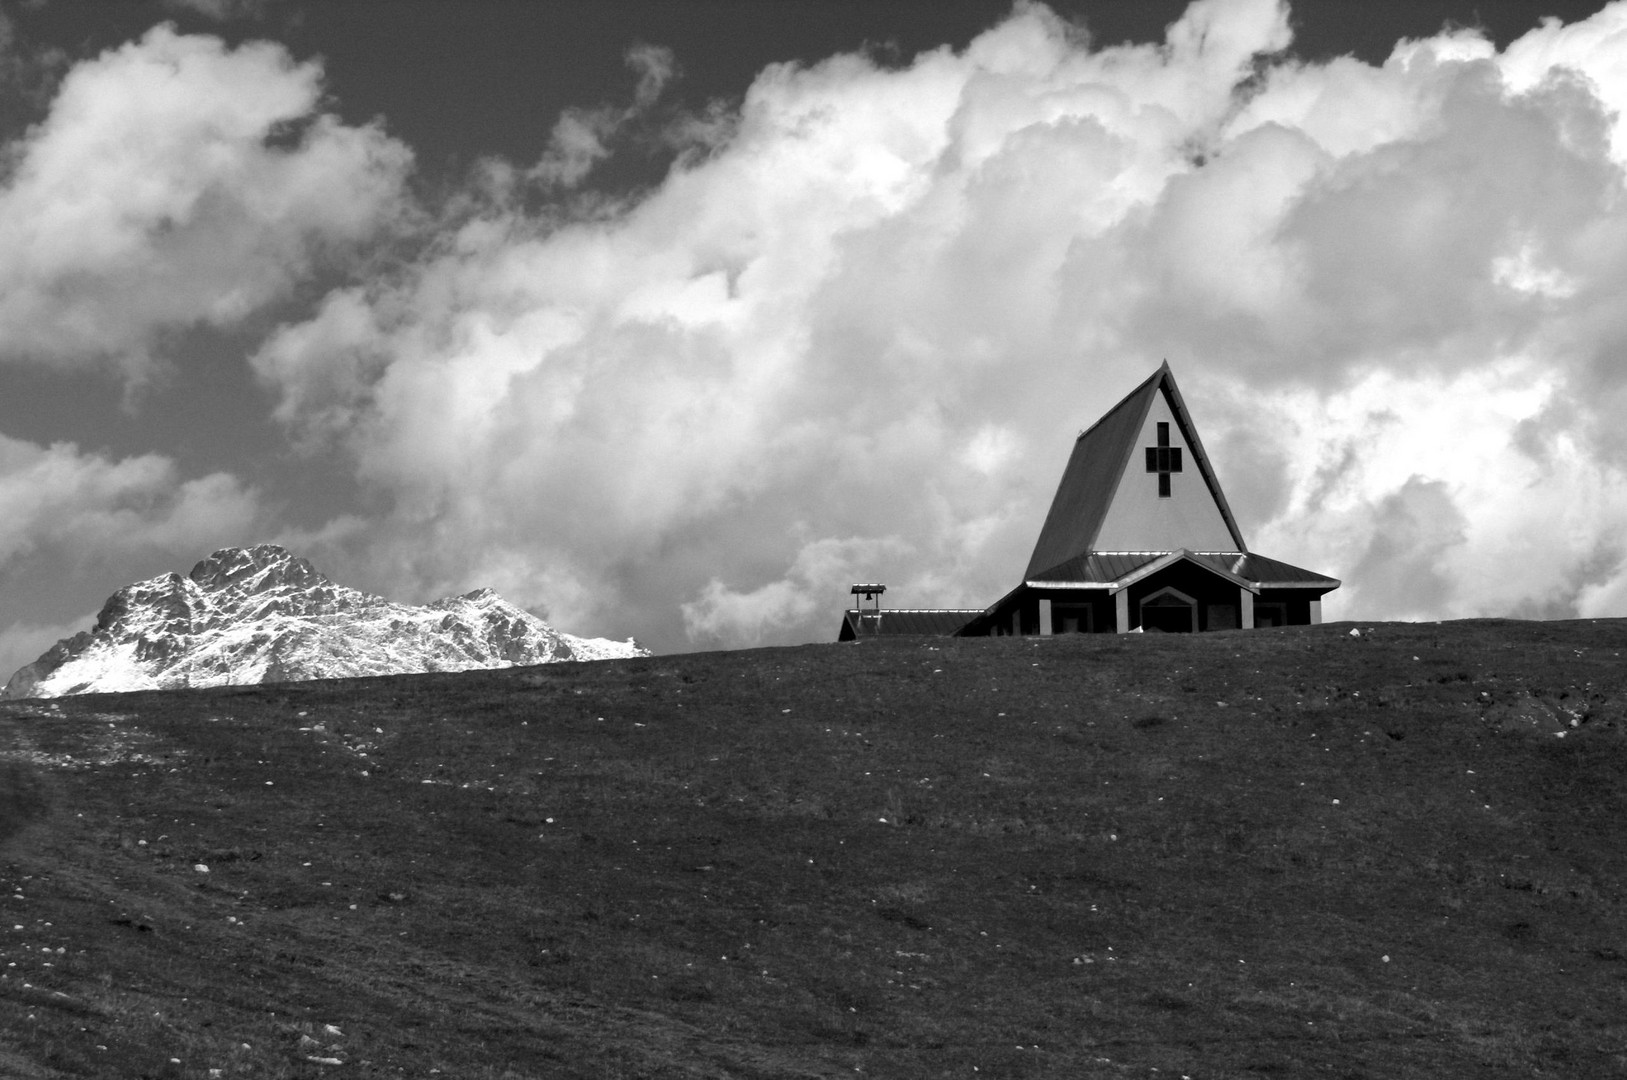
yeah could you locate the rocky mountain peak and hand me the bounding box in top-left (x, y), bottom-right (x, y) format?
top-left (188, 544), bottom-right (325, 594)
top-left (3, 548), bottom-right (646, 699)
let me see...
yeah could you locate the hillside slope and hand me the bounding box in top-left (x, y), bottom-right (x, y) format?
top-left (1, 619), bottom-right (1624, 1078)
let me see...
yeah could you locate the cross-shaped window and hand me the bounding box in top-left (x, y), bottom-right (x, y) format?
top-left (1144, 421), bottom-right (1182, 498)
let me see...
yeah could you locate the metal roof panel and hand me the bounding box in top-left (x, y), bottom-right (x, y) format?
top-left (1022, 370), bottom-right (1162, 580)
top-left (1233, 553), bottom-right (1342, 588)
top-left (842, 609), bottom-right (984, 636)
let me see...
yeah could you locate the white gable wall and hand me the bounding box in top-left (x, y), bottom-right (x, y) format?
top-left (1092, 391), bottom-right (1237, 552)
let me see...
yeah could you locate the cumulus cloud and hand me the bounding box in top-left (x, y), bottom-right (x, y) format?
top-left (529, 43), bottom-right (679, 188)
top-left (249, 0), bottom-right (1627, 649)
top-left (0, 25), bottom-right (412, 381)
top-left (682, 536), bottom-right (915, 646)
top-left (0, 435), bottom-right (260, 567)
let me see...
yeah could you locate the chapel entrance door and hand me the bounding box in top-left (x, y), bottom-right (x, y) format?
top-left (1053, 605), bottom-right (1091, 633)
top-left (1140, 587), bottom-right (1197, 633)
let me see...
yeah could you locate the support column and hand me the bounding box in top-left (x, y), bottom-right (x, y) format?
top-left (1114, 590), bottom-right (1130, 634)
top-left (1309, 599), bottom-right (1322, 625)
top-left (1011, 609), bottom-right (1021, 636)
top-left (1038, 598), bottom-right (1053, 636)
top-left (1240, 588), bottom-right (1254, 630)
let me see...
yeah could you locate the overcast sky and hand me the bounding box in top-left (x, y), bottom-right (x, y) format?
top-left (2, 0), bottom-right (1626, 671)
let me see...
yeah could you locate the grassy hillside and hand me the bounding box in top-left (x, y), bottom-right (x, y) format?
top-left (1, 619), bottom-right (1625, 1079)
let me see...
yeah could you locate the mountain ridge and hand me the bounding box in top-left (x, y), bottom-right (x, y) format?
top-left (2, 544), bottom-right (644, 698)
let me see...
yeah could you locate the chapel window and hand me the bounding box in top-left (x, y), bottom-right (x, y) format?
top-left (1144, 421), bottom-right (1183, 497)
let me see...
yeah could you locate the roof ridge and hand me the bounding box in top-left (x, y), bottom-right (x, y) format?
top-left (1066, 364), bottom-right (1166, 445)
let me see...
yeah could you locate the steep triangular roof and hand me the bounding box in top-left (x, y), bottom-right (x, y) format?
top-left (1023, 363), bottom-right (1247, 580)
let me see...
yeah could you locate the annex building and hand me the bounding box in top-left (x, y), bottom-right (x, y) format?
top-left (839, 363), bottom-right (1339, 639)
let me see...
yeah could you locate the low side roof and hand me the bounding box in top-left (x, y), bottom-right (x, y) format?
top-left (1025, 551), bottom-right (1164, 585)
top-left (1230, 553), bottom-right (1342, 590)
top-left (839, 609), bottom-right (984, 639)
top-left (1023, 363), bottom-right (1248, 580)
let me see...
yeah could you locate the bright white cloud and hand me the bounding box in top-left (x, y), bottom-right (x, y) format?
top-left (0, 25), bottom-right (412, 379)
top-left (0, 435), bottom-right (260, 567)
top-left (1232, 360), bottom-right (1627, 623)
top-left (248, 0), bottom-right (1627, 649)
top-left (1499, 4), bottom-right (1627, 162)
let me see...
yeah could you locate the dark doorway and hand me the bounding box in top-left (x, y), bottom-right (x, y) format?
top-left (1140, 588), bottom-right (1196, 633)
top-left (1053, 605), bottom-right (1092, 633)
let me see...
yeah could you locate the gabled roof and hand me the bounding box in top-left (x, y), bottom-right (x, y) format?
top-left (1050, 549), bottom-right (1256, 592)
top-left (1025, 549), bottom-right (1341, 594)
top-left (1023, 362), bottom-right (1248, 581)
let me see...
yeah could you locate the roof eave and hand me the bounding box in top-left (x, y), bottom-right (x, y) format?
top-left (1253, 580), bottom-right (1342, 591)
top-left (1025, 578), bottom-right (1337, 591)
top-left (1024, 580), bottom-right (1115, 590)
top-left (844, 608), bottom-right (988, 614)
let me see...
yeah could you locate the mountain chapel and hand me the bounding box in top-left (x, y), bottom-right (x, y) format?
top-left (839, 363), bottom-right (1340, 639)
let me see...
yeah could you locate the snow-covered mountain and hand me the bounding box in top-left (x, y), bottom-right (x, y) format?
top-left (2, 545), bottom-right (645, 699)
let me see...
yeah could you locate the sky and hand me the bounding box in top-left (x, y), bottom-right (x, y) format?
top-left (3, 0), bottom-right (1627, 672)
